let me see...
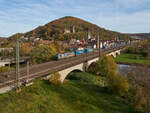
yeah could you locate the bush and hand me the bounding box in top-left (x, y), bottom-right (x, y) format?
top-left (49, 72), bottom-right (61, 85)
top-left (98, 55), bottom-right (118, 76)
top-left (107, 72), bottom-right (129, 96)
top-left (0, 66), bottom-right (9, 73)
top-left (97, 55), bottom-right (129, 96)
top-left (30, 43), bottom-right (62, 64)
top-left (135, 87), bottom-right (146, 110)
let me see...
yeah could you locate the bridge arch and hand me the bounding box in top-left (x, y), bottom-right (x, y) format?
top-left (115, 50), bottom-right (120, 56)
top-left (58, 63), bottom-right (84, 83)
top-left (65, 69), bottom-right (83, 80)
top-left (116, 52), bottom-right (119, 56)
top-left (87, 62), bottom-right (98, 73)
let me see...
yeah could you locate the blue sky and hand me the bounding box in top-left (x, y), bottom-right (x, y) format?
top-left (0, 0), bottom-right (150, 37)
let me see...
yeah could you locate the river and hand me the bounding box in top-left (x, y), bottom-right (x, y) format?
top-left (118, 64), bottom-right (150, 88)
top-left (118, 64), bottom-right (132, 76)
top-left (118, 64), bottom-right (150, 76)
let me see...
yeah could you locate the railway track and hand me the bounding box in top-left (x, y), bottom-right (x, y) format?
top-left (0, 46), bottom-right (126, 90)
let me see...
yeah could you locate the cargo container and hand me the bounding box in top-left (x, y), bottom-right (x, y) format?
top-left (67, 52), bottom-right (75, 57)
top-left (85, 48), bottom-right (94, 53)
top-left (56, 53), bottom-right (65, 59)
top-left (56, 52), bottom-right (75, 60)
top-left (75, 50), bottom-right (85, 55)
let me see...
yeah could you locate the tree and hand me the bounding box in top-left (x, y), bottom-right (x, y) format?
top-left (0, 66), bottom-right (9, 73)
top-left (97, 55), bottom-right (118, 76)
top-left (107, 72), bottom-right (129, 96)
top-left (98, 55), bottom-right (129, 96)
top-left (49, 72), bottom-right (62, 85)
top-left (30, 45), bottom-right (53, 64)
top-left (20, 42), bottom-right (32, 56)
top-left (29, 43), bottom-right (61, 64)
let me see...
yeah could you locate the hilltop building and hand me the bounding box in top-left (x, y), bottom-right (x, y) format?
top-left (64, 26), bottom-right (76, 34)
top-left (88, 31), bottom-right (91, 40)
top-left (64, 28), bottom-right (71, 34)
top-left (72, 26), bottom-right (75, 33)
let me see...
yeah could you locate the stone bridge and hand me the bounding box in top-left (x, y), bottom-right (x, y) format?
top-left (0, 47), bottom-right (123, 94)
top-left (58, 49), bottom-right (121, 82)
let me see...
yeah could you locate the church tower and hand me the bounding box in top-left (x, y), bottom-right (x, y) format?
top-left (87, 31), bottom-right (91, 40)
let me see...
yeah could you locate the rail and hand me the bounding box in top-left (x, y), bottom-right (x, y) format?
top-left (0, 46), bottom-right (127, 89)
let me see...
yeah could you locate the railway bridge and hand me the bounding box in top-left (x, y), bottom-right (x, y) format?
top-left (0, 47), bottom-right (123, 94)
top-left (58, 49), bottom-right (121, 82)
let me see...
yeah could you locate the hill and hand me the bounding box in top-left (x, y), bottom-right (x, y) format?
top-left (129, 33), bottom-right (150, 39)
top-left (0, 37), bottom-right (6, 41)
top-left (21, 16), bottom-right (130, 41)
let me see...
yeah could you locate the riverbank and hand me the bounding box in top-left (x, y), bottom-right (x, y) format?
top-left (115, 53), bottom-right (150, 66)
top-left (0, 72), bottom-right (138, 113)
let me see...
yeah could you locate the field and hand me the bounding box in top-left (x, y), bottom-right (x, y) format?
top-left (115, 53), bottom-right (150, 65)
top-left (0, 72), bottom-right (138, 113)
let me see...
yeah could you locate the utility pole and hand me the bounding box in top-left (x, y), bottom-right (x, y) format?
top-left (97, 35), bottom-right (100, 58)
top-left (26, 60), bottom-right (29, 83)
top-left (85, 32), bottom-right (88, 62)
top-left (7, 63), bottom-right (10, 78)
top-left (84, 31), bottom-right (88, 71)
top-left (97, 35), bottom-right (103, 59)
top-left (15, 37), bottom-right (21, 92)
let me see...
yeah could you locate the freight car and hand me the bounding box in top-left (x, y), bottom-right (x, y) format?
top-left (56, 52), bottom-right (75, 60)
top-left (85, 48), bottom-right (94, 53)
top-left (56, 48), bottom-right (94, 60)
top-left (75, 50), bottom-right (85, 56)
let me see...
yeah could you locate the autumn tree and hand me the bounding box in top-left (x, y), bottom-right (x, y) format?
top-left (20, 42), bottom-right (32, 56)
top-left (98, 55), bottom-right (129, 96)
top-left (30, 42), bottom-right (62, 64)
top-left (97, 55), bottom-right (118, 76)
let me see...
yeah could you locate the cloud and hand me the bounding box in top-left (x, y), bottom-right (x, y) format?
top-left (93, 9), bottom-right (150, 33)
top-left (0, 0), bottom-right (150, 37)
top-left (116, 0), bottom-right (150, 7)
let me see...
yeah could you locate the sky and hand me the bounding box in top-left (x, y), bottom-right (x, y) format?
top-left (0, 0), bottom-right (150, 37)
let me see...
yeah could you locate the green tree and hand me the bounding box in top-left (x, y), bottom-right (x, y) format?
top-left (98, 55), bottom-right (129, 96)
top-left (30, 44), bottom-right (60, 64)
top-left (107, 72), bottom-right (129, 96)
top-left (0, 66), bottom-right (9, 73)
top-left (98, 55), bottom-right (118, 76)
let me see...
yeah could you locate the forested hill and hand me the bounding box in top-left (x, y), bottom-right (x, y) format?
top-left (129, 33), bottom-right (150, 39)
top-left (0, 37), bottom-right (6, 42)
top-left (22, 16), bottom-right (130, 40)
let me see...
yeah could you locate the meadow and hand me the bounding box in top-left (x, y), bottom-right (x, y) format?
top-left (0, 72), bottom-right (139, 113)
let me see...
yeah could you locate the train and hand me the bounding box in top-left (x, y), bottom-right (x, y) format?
top-left (56, 48), bottom-right (94, 60)
top-left (56, 42), bottom-right (129, 60)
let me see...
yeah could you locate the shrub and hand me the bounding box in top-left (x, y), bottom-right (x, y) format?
top-left (126, 66), bottom-right (150, 112)
top-left (49, 72), bottom-right (61, 85)
top-left (0, 66), bottom-right (9, 73)
top-left (97, 55), bottom-right (129, 96)
top-left (135, 87), bottom-right (146, 110)
top-left (107, 72), bottom-right (129, 96)
top-left (98, 55), bottom-right (118, 76)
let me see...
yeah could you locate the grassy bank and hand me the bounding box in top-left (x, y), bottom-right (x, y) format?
top-left (115, 53), bottom-right (150, 66)
top-left (0, 72), bottom-right (138, 113)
